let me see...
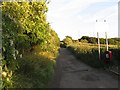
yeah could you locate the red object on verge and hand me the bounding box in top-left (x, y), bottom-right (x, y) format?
top-left (109, 51), bottom-right (112, 61)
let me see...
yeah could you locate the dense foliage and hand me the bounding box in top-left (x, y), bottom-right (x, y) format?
top-left (2, 1), bottom-right (50, 52)
top-left (1, 1), bottom-right (60, 88)
top-left (63, 36), bottom-right (73, 47)
top-left (79, 36), bottom-right (120, 45)
top-left (63, 36), bottom-right (119, 68)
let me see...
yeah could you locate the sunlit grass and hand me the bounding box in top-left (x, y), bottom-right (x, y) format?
top-left (67, 42), bottom-right (119, 68)
top-left (13, 46), bottom-right (57, 88)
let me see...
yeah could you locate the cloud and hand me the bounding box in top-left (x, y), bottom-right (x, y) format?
top-left (47, 0), bottom-right (119, 40)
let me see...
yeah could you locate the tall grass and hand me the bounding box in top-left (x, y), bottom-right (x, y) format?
top-left (67, 42), bottom-right (119, 68)
top-left (12, 46), bottom-right (57, 88)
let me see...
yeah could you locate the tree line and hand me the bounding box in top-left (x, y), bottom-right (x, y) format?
top-left (62, 36), bottom-right (120, 45)
top-left (79, 36), bottom-right (120, 45)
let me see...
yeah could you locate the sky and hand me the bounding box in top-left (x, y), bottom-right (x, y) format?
top-left (47, 0), bottom-right (119, 40)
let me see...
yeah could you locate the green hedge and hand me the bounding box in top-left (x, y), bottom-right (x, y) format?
top-left (67, 44), bottom-right (119, 68)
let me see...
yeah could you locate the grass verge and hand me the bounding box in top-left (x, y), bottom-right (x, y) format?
top-left (12, 51), bottom-right (56, 88)
top-left (67, 42), bottom-right (119, 69)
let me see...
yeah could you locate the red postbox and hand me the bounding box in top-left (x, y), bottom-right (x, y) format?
top-left (109, 51), bottom-right (112, 61)
top-left (105, 51), bottom-right (112, 60)
top-left (104, 51), bottom-right (112, 67)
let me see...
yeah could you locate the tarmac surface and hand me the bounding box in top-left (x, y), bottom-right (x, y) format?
top-left (49, 48), bottom-right (118, 88)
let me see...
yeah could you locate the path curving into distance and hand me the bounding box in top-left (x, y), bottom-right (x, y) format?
top-left (49, 48), bottom-right (118, 88)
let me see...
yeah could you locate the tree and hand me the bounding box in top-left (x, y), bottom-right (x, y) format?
top-left (88, 37), bottom-right (97, 44)
top-left (80, 39), bottom-right (88, 43)
top-left (80, 36), bottom-right (97, 44)
top-left (63, 36), bottom-right (73, 46)
top-left (100, 38), bottom-right (105, 44)
top-left (108, 38), bottom-right (115, 45)
top-left (2, 1), bottom-right (49, 52)
top-left (81, 36), bottom-right (89, 41)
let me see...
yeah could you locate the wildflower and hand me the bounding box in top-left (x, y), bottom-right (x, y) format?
top-left (6, 78), bottom-right (10, 82)
top-left (4, 65), bottom-right (8, 72)
top-left (12, 54), bottom-right (15, 57)
top-left (2, 72), bottom-right (7, 78)
top-left (10, 40), bottom-right (14, 46)
top-left (20, 54), bottom-right (22, 58)
top-left (8, 71), bottom-right (12, 78)
top-left (16, 50), bottom-right (19, 55)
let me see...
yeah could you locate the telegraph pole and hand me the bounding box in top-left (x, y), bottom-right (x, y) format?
top-left (97, 32), bottom-right (101, 60)
top-left (104, 20), bottom-right (108, 51)
top-left (105, 32), bottom-right (108, 51)
top-left (96, 20), bottom-right (101, 60)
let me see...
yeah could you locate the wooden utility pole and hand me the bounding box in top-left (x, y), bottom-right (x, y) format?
top-left (105, 32), bottom-right (108, 51)
top-left (97, 32), bottom-right (101, 60)
top-left (96, 20), bottom-right (101, 60)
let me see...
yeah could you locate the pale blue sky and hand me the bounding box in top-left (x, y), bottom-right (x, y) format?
top-left (47, 0), bottom-right (119, 40)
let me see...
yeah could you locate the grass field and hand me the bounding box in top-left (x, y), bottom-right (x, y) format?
top-left (67, 42), bottom-right (119, 68)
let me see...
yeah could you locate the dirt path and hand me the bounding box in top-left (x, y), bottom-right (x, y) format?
top-left (49, 48), bottom-right (118, 88)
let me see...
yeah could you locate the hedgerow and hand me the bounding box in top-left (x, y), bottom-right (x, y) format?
top-left (1, 1), bottom-right (60, 89)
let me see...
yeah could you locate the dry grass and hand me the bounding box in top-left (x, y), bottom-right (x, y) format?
top-left (13, 45), bottom-right (58, 88)
top-left (67, 42), bottom-right (119, 68)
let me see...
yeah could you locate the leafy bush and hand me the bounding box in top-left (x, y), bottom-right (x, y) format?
top-left (2, 11), bottom-right (21, 88)
top-left (80, 39), bottom-right (88, 43)
top-left (2, 1), bottom-right (50, 52)
top-left (63, 36), bottom-right (73, 47)
top-left (1, 1), bottom-right (60, 89)
top-left (88, 37), bottom-right (97, 44)
top-left (13, 52), bottom-right (55, 88)
top-left (100, 38), bottom-right (105, 44)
